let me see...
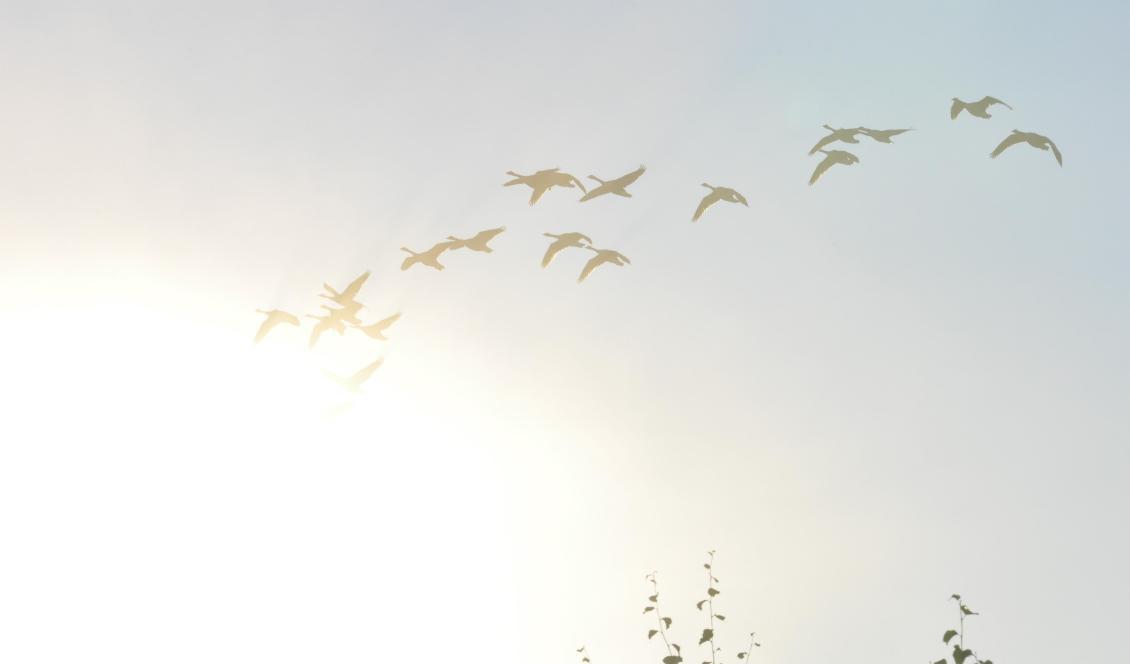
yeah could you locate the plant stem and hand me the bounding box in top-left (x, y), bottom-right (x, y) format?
top-left (706, 551), bottom-right (716, 664)
top-left (649, 574), bottom-right (674, 657)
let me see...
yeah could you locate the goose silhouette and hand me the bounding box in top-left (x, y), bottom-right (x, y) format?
top-left (503, 168), bottom-right (587, 205)
top-left (400, 240), bottom-right (457, 271)
top-left (693, 183), bottom-right (748, 222)
top-left (541, 232), bottom-right (593, 267)
top-left (990, 130), bottom-right (1062, 166)
top-left (322, 301), bottom-right (363, 327)
top-left (447, 227), bottom-right (506, 252)
top-left (809, 149), bottom-right (859, 185)
top-left (306, 308), bottom-right (349, 349)
top-left (320, 271), bottom-right (369, 306)
top-left (860, 127), bottom-right (913, 143)
top-left (808, 126), bottom-right (866, 155)
top-left (253, 309), bottom-right (300, 344)
top-left (578, 246), bottom-right (630, 283)
top-left (355, 312), bottom-right (402, 341)
top-left (579, 165), bottom-right (646, 202)
top-left (325, 358), bottom-right (384, 394)
top-left (951, 96), bottom-right (1012, 119)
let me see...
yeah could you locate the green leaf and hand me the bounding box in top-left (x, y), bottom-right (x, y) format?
top-left (754, 643), bottom-right (760, 647)
top-left (943, 630), bottom-right (959, 644)
top-left (953, 646), bottom-right (974, 664)
top-left (673, 644), bottom-right (682, 654)
top-left (583, 659), bottom-right (590, 663)
top-left (649, 630), bottom-right (659, 640)
top-left (663, 617), bottom-right (673, 629)
top-left (960, 605), bottom-right (977, 616)
top-left (577, 647), bottom-right (586, 653)
top-left (933, 660), bottom-right (947, 664)
top-left (951, 594), bottom-right (961, 601)
top-left (714, 614), bottom-right (726, 621)
top-left (662, 657), bottom-right (682, 664)
top-left (981, 659), bottom-right (993, 664)
top-left (649, 594), bottom-right (659, 602)
top-left (707, 588), bottom-right (720, 597)
top-left (737, 653), bottom-right (747, 660)
top-left (697, 599), bottom-right (708, 610)
top-left (699, 629), bottom-right (714, 645)
top-left (704, 563), bottom-right (711, 569)
top-left (644, 606), bottom-right (656, 614)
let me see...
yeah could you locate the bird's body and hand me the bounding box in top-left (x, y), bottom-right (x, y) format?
top-left (578, 165), bottom-right (646, 202)
top-left (325, 358), bottom-right (384, 394)
top-left (447, 227), bottom-right (506, 252)
top-left (808, 125), bottom-right (865, 155)
top-left (860, 127), bottom-right (913, 143)
top-left (306, 309), bottom-right (349, 349)
top-left (809, 149), bottom-right (859, 185)
top-left (320, 271), bottom-right (370, 306)
top-left (541, 232), bottom-right (592, 267)
top-left (401, 241), bottom-right (457, 271)
top-left (951, 96), bottom-right (1012, 119)
top-left (989, 129), bottom-right (1062, 165)
top-left (355, 312), bottom-right (402, 341)
top-left (578, 246), bottom-right (630, 283)
top-left (693, 183), bottom-right (748, 222)
top-left (323, 301), bottom-right (364, 326)
top-left (253, 309), bottom-right (300, 344)
top-left (504, 168), bottom-right (587, 205)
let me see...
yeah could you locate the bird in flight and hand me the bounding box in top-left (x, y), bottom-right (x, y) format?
top-left (503, 168), bottom-right (587, 206)
top-left (306, 308), bottom-right (350, 349)
top-left (354, 312), bottom-right (402, 341)
top-left (320, 271), bottom-right (370, 306)
top-left (808, 126), bottom-right (866, 155)
top-left (401, 240), bottom-right (457, 271)
top-left (951, 96), bottom-right (1012, 119)
top-left (989, 129), bottom-right (1063, 166)
top-left (693, 183), bottom-right (748, 222)
top-left (578, 246), bottom-right (631, 283)
top-left (860, 127), bottom-right (913, 143)
top-left (579, 165), bottom-right (646, 202)
top-left (253, 309), bottom-right (300, 344)
top-left (325, 358), bottom-right (384, 394)
top-left (321, 301), bottom-right (363, 327)
top-left (541, 232), bottom-right (592, 268)
top-left (447, 227), bottom-right (506, 253)
top-left (809, 149), bottom-right (860, 185)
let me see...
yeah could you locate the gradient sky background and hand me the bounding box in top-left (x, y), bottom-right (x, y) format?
top-left (2, 1), bottom-right (1128, 663)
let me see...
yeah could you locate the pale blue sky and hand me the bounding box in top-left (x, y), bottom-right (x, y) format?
top-left (1, 2), bottom-right (1127, 663)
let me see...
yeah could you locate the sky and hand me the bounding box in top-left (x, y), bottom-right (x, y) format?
top-left (1, 1), bottom-right (1128, 662)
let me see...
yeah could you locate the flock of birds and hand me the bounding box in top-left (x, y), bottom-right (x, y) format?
top-left (254, 95), bottom-right (1062, 393)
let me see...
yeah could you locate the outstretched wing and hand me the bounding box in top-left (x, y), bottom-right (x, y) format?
top-left (808, 155), bottom-right (835, 185)
top-left (542, 240), bottom-right (567, 268)
top-left (1047, 138), bottom-right (1063, 166)
top-left (808, 133), bottom-right (837, 155)
top-left (983, 96), bottom-right (1012, 110)
top-left (577, 255), bottom-right (604, 283)
top-left (348, 358), bottom-right (384, 387)
top-left (567, 174), bottom-right (588, 194)
top-left (693, 191), bottom-right (719, 222)
top-left (477, 227), bottom-right (506, 242)
top-left (616, 165), bottom-right (646, 187)
top-left (989, 132), bottom-right (1026, 159)
top-left (528, 183), bottom-right (551, 206)
top-left (253, 318), bottom-right (275, 344)
top-left (950, 98), bottom-right (964, 119)
top-left (339, 271), bottom-right (370, 300)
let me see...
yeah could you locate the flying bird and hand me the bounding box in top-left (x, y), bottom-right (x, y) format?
top-left (808, 126), bottom-right (866, 155)
top-left (989, 129), bottom-right (1062, 165)
top-left (809, 149), bottom-right (859, 185)
top-left (951, 96), bottom-right (1013, 119)
top-left (253, 309), bottom-right (300, 344)
top-left (860, 127), bottom-right (913, 143)
top-left (503, 168), bottom-right (587, 205)
top-left (447, 227), bottom-right (506, 252)
top-left (320, 271), bottom-right (370, 306)
top-left (693, 183), bottom-right (748, 222)
top-left (401, 240), bottom-right (457, 271)
top-left (541, 232), bottom-right (592, 267)
top-left (578, 246), bottom-right (630, 283)
top-left (321, 301), bottom-right (363, 326)
top-left (579, 165), bottom-right (646, 201)
top-left (354, 312), bottom-right (402, 341)
top-left (306, 309), bottom-right (349, 349)
top-left (325, 358), bottom-right (384, 394)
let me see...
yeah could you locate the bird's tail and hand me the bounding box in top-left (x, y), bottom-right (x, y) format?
top-left (400, 247), bottom-right (418, 256)
top-left (503, 171), bottom-right (526, 186)
top-left (701, 182), bottom-right (715, 190)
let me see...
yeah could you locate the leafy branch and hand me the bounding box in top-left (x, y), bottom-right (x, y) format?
top-left (931, 594), bottom-right (993, 664)
top-left (696, 550), bottom-right (723, 664)
top-left (644, 571), bottom-right (683, 664)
